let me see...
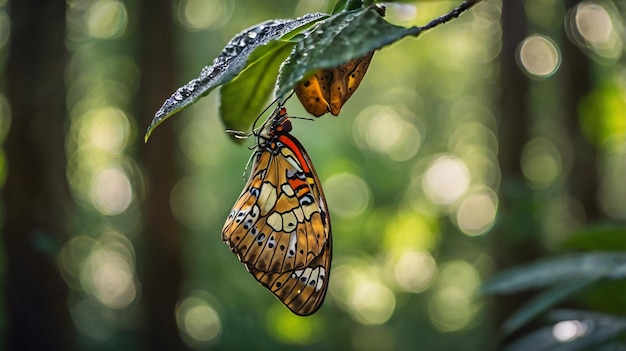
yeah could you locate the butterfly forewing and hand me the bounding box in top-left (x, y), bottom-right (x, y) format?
top-left (222, 108), bottom-right (331, 315)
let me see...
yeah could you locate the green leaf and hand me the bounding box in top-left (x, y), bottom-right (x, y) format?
top-left (144, 12), bottom-right (327, 142)
top-left (563, 226), bottom-right (626, 251)
top-left (504, 310), bottom-right (626, 351)
top-left (481, 252), bottom-right (626, 295)
top-left (276, 7), bottom-right (420, 99)
top-left (219, 40), bottom-right (294, 134)
top-left (501, 279), bottom-right (597, 335)
top-left (331, 0), bottom-right (365, 13)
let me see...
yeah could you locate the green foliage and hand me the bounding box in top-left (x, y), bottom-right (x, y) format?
top-left (563, 227), bottom-right (626, 251)
top-left (144, 12), bottom-right (327, 141)
top-left (275, 7), bottom-right (418, 99)
top-left (145, 0), bottom-right (477, 140)
top-left (500, 280), bottom-right (597, 335)
top-left (483, 250), bottom-right (626, 347)
top-left (482, 252), bottom-right (626, 294)
top-left (504, 310), bottom-right (626, 351)
top-left (219, 40), bottom-right (294, 135)
top-left (331, 0), bottom-right (364, 13)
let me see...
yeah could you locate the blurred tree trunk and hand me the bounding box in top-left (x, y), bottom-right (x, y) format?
top-left (2, 1), bottom-right (75, 350)
top-left (492, 0), bottom-right (544, 345)
top-left (493, 0), bottom-right (597, 345)
top-left (561, 0), bottom-right (597, 221)
top-left (135, 1), bottom-right (184, 350)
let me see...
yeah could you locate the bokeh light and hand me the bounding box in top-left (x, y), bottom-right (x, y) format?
top-left (330, 258), bottom-right (396, 325)
top-left (60, 235), bottom-right (97, 287)
top-left (566, 1), bottom-right (622, 60)
top-left (86, 0), bottom-right (128, 39)
top-left (517, 34), bottom-right (561, 78)
top-left (71, 299), bottom-right (117, 341)
top-left (521, 137), bottom-right (562, 189)
top-left (175, 0), bottom-right (235, 31)
top-left (385, 3), bottom-right (418, 24)
top-left (325, 172), bottom-right (371, 219)
top-left (349, 280), bottom-right (396, 325)
top-left (453, 187), bottom-right (498, 236)
top-left (552, 320), bottom-right (590, 342)
top-left (353, 105), bottom-right (422, 161)
top-left (80, 232), bottom-right (137, 309)
top-left (422, 155), bottom-right (471, 206)
top-left (428, 260), bottom-right (481, 332)
top-left (391, 249), bottom-right (437, 293)
top-left (266, 304), bottom-right (322, 345)
top-left (177, 293), bottom-right (222, 348)
top-left (84, 107), bottom-right (131, 153)
top-left (90, 167), bottom-right (133, 215)
top-left (383, 211), bottom-right (438, 252)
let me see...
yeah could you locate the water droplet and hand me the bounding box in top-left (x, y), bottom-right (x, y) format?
top-left (225, 45), bottom-right (239, 56)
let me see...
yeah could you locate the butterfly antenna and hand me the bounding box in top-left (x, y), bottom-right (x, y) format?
top-left (240, 150), bottom-right (257, 180)
top-left (251, 98), bottom-right (280, 134)
top-left (225, 129), bottom-right (252, 139)
top-left (279, 90), bottom-right (296, 105)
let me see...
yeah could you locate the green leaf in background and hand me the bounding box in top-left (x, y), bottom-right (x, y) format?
top-left (504, 310), bottom-right (626, 351)
top-left (219, 40), bottom-right (295, 134)
top-left (501, 279), bottom-right (597, 335)
top-left (144, 12), bottom-right (327, 142)
top-left (563, 226), bottom-right (626, 251)
top-left (481, 252), bottom-right (626, 294)
top-left (276, 7), bottom-right (419, 99)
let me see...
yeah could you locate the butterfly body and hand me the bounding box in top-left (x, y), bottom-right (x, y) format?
top-left (222, 107), bottom-right (331, 316)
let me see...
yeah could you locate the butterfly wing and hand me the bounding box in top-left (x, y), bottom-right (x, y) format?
top-left (223, 130), bottom-right (332, 315)
top-left (249, 237), bottom-right (331, 316)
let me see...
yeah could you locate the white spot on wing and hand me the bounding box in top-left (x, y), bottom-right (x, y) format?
top-left (258, 182), bottom-right (277, 215)
top-left (282, 183), bottom-right (294, 196)
top-left (267, 212), bottom-right (282, 231)
top-left (293, 207), bottom-right (304, 222)
top-left (287, 232), bottom-right (297, 257)
top-left (282, 211), bottom-right (297, 232)
top-left (292, 267), bottom-right (326, 292)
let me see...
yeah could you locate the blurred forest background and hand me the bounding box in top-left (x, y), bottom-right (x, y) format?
top-left (1, 0), bottom-right (625, 350)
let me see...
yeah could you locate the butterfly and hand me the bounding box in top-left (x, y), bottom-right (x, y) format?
top-left (295, 51), bottom-right (374, 117)
top-left (222, 105), bottom-right (332, 316)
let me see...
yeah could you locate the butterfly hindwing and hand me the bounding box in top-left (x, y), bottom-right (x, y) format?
top-left (222, 107), bottom-right (332, 315)
top-left (249, 238), bottom-right (331, 316)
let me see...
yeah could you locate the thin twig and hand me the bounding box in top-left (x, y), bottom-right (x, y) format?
top-left (418, 0), bottom-right (481, 32)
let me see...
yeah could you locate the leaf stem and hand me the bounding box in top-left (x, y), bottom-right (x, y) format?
top-left (418, 0), bottom-right (481, 33)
